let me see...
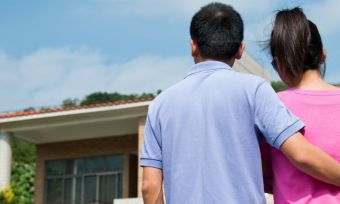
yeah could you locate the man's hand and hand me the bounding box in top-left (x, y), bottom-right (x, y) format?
top-left (281, 132), bottom-right (340, 187)
top-left (142, 167), bottom-right (164, 204)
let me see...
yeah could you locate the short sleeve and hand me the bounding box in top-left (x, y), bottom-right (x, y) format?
top-left (140, 113), bottom-right (163, 169)
top-left (254, 82), bottom-right (305, 149)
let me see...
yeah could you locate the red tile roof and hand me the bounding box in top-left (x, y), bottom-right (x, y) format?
top-left (0, 97), bottom-right (154, 119)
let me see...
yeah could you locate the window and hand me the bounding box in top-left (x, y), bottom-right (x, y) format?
top-left (45, 155), bottom-right (124, 204)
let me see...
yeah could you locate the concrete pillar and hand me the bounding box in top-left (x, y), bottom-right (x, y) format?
top-left (137, 117), bottom-right (146, 197)
top-left (0, 131), bottom-right (12, 191)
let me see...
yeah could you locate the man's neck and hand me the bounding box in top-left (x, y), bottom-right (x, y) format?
top-left (194, 57), bottom-right (235, 68)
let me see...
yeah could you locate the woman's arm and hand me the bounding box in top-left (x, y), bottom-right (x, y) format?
top-left (281, 132), bottom-right (340, 187)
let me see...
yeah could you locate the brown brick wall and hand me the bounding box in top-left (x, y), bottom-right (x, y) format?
top-left (34, 134), bottom-right (138, 204)
top-left (137, 117), bottom-right (146, 197)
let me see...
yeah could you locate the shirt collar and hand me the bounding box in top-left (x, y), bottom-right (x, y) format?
top-left (185, 61), bottom-right (233, 78)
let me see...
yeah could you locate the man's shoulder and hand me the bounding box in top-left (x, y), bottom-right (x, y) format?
top-left (231, 71), bottom-right (268, 84)
top-left (149, 72), bottom-right (270, 112)
top-left (148, 81), bottom-right (184, 112)
top-left (221, 71), bottom-right (269, 94)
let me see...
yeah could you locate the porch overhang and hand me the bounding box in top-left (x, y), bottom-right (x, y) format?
top-left (0, 101), bottom-right (150, 144)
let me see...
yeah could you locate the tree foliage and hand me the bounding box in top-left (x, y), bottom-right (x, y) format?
top-left (80, 91), bottom-right (155, 106)
top-left (271, 81), bottom-right (288, 92)
top-left (12, 137), bottom-right (36, 164)
top-left (0, 162), bottom-right (35, 204)
top-left (271, 81), bottom-right (340, 92)
top-left (23, 107), bottom-right (35, 112)
top-left (7, 138), bottom-right (36, 204)
top-left (62, 98), bottom-right (79, 108)
top-left (0, 188), bottom-right (14, 204)
top-left (11, 162), bottom-right (35, 204)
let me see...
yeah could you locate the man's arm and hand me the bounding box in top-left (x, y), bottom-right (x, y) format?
top-left (281, 132), bottom-right (340, 187)
top-left (142, 167), bottom-right (164, 204)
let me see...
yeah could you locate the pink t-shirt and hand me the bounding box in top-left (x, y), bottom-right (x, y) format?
top-left (271, 88), bottom-right (340, 204)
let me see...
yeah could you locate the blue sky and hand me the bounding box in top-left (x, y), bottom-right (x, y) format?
top-left (0, 0), bottom-right (339, 112)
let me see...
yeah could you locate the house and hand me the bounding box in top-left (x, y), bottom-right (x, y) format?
top-left (0, 54), bottom-right (271, 204)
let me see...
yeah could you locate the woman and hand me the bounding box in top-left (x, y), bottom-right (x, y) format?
top-left (268, 7), bottom-right (340, 203)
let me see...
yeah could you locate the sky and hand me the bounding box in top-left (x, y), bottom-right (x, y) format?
top-left (0, 0), bottom-right (339, 112)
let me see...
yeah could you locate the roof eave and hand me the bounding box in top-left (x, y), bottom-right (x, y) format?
top-left (0, 101), bottom-right (151, 132)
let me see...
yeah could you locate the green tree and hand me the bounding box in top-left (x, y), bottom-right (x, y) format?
top-left (140, 92), bottom-right (154, 98)
top-left (80, 92), bottom-right (113, 105)
top-left (62, 98), bottom-right (79, 108)
top-left (80, 92), bottom-right (155, 106)
top-left (271, 81), bottom-right (288, 92)
top-left (23, 107), bottom-right (35, 112)
top-left (12, 137), bottom-right (36, 164)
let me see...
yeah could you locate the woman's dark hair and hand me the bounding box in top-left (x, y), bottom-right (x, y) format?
top-left (269, 7), bottom-right (325, 86)
top-left (190, 3), bottom-right (244, 60)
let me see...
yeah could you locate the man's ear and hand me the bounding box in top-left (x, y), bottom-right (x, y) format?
top-left (321, 48), bottom-right (326, 64)
top-left (235, 43), bottom-right (245, 60)
top-left (190, 39), bottom-right (199, 57)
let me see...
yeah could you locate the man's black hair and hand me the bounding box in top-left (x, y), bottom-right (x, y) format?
top-left (190, 3), bottom-right (244, 60)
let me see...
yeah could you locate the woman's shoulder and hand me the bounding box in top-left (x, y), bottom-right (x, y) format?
top-left (277, 88), bottom-right (295, 98)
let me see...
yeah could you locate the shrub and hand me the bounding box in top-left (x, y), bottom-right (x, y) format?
top-left (11, 162), bottom-right (35, 204)
top-left (0, 188), bottom-right (15, 204)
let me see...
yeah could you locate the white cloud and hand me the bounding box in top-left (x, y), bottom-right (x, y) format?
top-left (0, 47), bottom-right (192, 112)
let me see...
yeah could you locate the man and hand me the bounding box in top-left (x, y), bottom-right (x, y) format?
top-left (141, 3), bottom-right (340, 204)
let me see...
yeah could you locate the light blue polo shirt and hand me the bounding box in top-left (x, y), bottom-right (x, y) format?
top-left (141, 61), bottom-right (304, 204)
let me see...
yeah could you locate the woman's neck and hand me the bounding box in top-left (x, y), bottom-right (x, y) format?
top-left (296, 70), bottom-right (339, 90)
